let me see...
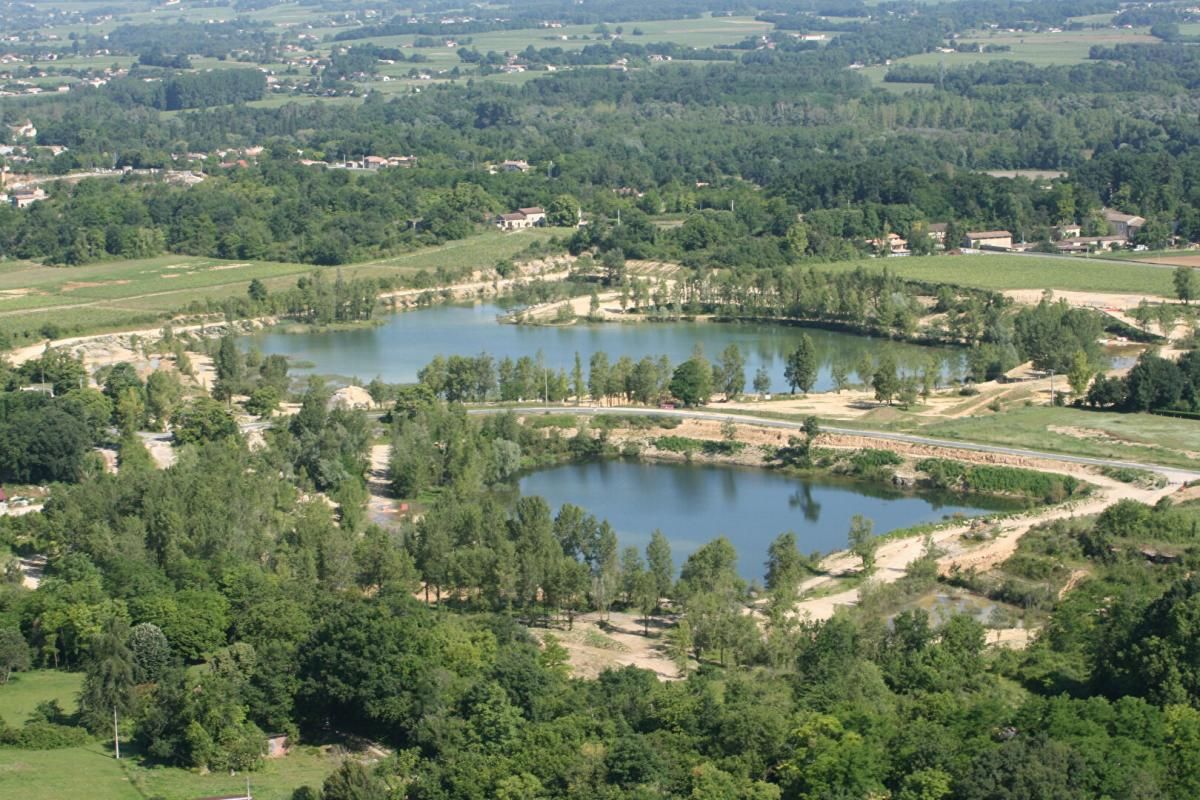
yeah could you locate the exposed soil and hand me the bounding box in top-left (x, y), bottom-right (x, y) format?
top-left (1135, 255), bottom-right (1200, 267)
top-left (529, 610), bottom-right (687, 680)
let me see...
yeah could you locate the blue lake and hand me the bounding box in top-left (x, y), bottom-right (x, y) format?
top-left (518, 459), bottom-right (1017, 581)
top-left (250, 302), bottom-right (963, 394)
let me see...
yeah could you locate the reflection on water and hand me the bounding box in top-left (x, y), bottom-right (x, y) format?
top-left (249, 302), bottom-right (964, 394)
top-left (518, 459), bottom-right (1017, 580)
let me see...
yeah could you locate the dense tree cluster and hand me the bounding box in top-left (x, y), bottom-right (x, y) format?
top-left (5, 393), bottom-right (1200, 796)
top-left (105, 69), bottom-right (267, 111)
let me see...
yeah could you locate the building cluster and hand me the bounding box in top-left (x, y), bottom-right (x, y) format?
top-left (0, 185), bottom-right (47, 208)
top-left (867, 208), bottom-right (1150, 257)
top-left (496, 206), bottom-right (546, 230)
top-left (326, 155), bottom-right (418, 171)
top-left (961, 209), bottom-right (1147, 253)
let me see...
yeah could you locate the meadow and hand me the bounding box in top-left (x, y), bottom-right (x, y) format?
top-left (860, 22), bottom-right (1153, 86)
top-left (0, 227), bottom-right (561, 340)
top-left (815, 252), bottom-right (1178, 295)
top-left (919, 406), bottom-right (1200, 471)
top-left (0, 669), bottom-right (343, 800)
top-left (0, 669), bottom-right (82, 726)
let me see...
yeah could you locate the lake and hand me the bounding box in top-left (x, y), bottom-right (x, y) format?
top-left (517, 459), bottom-right (1017, 581)
top-left (249, 302), bottom-right (963, 394)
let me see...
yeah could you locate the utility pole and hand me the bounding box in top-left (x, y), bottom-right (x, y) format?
top-left (113, 707), bottom-right (120, 759)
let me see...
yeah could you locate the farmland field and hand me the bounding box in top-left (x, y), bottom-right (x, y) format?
top-left (354, 14), bottom-right (772, 54)
top-left (0, 228), bottom-right (562, 340)
top-left (814, 252), bottom-right (1177, 295)
top-left (862, 24), bottom-right (1154, 86)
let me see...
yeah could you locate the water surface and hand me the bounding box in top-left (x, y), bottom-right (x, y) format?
top-left (517, 459), bottom-right (1016, 581)
top-left (249, 302), bottom-right (962, 393)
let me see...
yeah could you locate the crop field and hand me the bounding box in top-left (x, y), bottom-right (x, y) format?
top-left (862, 23), bottom-right (1155, 87)
top-left (815, 252), bottom-right (1177, 295)
top-left (351, 14), bottom-right (770, 55)
top-left (0, 228), bottom-right (561, 340)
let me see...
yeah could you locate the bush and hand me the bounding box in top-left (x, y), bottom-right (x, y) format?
top-left (917, 458), bottom-right (1081, 503)
top-left (849, 449), bottom-right (903, 471)
top-left (0, 720), bottom-right (90, 749)
top-left (654, 436), bottom-right (701, 454)
top-left (526, 414), bottom-right (577, 429)
top-left (844, 449), bottom-right (903, 479)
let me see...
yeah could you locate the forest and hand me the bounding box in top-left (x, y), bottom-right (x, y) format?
top-left (5, 0), bottom-right (1200, 796)
top-left (3, 378), bottom-right (1200, 798)
top-left (4, 0), bottom-right (1200, 269)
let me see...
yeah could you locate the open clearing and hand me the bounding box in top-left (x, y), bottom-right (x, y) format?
top-left (919, 406), bottom-right (1200, 470)
top-left (816, 252), bottom-right (1177, 295)
top-left (0, 742), bottom-right (342, 800)
top-left (860, 24), bottom-right (1153, 85)
top-left (0, 669), bottom-right (82, 725)
top-left (0, 228), bottom-right (560, 342)
top-left (354, 14), bottom-right (771, 55)
top-left (0, 669), bottom-right (344, 800)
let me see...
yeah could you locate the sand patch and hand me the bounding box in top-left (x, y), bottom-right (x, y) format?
top-left (1004, 288), bottom-right (1173, 309)
top-left (208, 262), bottom-right (250, 271)
top-left (530, 610), bottom-right (686, 680)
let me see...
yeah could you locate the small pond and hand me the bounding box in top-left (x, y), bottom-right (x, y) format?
top-left (517, 459), bottom-right (1020, 581)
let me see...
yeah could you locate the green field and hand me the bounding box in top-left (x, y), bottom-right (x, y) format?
top-left (0, 745), bottom-right (141, 800)
top-left (0, 669), bottom-right (83, 726)
top-left (0, 227), bottom-right (562, 341)
top-left (0, 670), bottom-right (341, 800)
top-left (815, 253), bottom-right (1177, 295)
top-left (862, 24), bottom-right (1155, 86)
top-left (922, 406), bottom-right (1200, 470)
top-left (0, 742), bottom-right (342, 800)
top-left (355, 14), bottom-right (771, 55)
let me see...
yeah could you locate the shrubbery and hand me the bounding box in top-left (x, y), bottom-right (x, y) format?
top-left (918, 458), bottom-right (1082, 502)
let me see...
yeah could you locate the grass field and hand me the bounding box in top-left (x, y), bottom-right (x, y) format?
top-left (0, 745), bottom-right (141, 800)
top-left (0, 669), bottom-right (83, 725)
top-left (0, 670), bottom-right (341, 800)
top-left (862, 24), bottom-right (1153, 87)
top-left (814, 253), bottom-right (1176, 295)
top-left (356, 14), bottom-right (771, 55)
top-left (0, 227), bottom-right (562, 341)
top-left (921, 406), bottom-right (1200, 470)
top-left (0, 742), bottom-right (342, 800)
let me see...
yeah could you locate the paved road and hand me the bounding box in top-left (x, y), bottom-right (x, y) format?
top-left (465, 405), bottom-right (1200, 483)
